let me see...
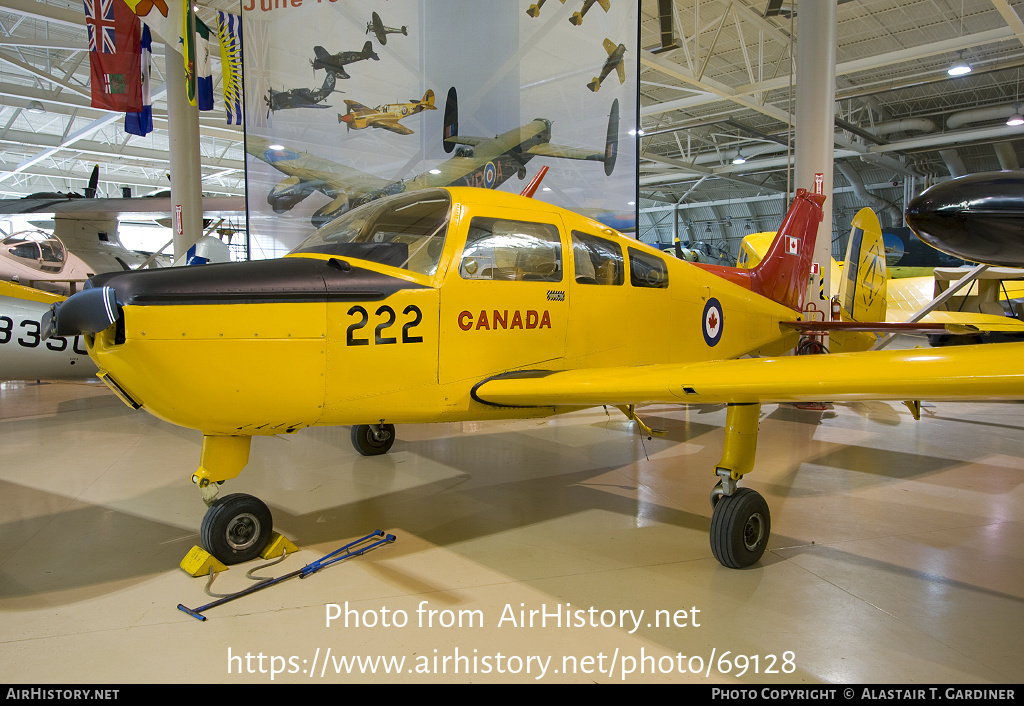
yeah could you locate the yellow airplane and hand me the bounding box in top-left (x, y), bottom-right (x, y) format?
top-left (588, 39), bottom-right (627, 93)
top-left (338, 89), bottom-right (437, 136)
top-left (45, 186), bottom-right (1024, 570)
top-left (526, 0), bottom-right (610, 25)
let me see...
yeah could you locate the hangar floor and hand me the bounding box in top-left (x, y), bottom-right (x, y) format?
top-left (1, 373), bottom-right (1022, 684)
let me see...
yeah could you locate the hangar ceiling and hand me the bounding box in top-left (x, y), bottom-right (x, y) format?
top-left (1, 1), bottom-right (1023, 262)
top-left (637, 0), bottom-right (1024, 259)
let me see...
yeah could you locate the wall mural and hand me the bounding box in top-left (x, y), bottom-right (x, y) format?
top-left (242, 0), bottom-right (638, 258)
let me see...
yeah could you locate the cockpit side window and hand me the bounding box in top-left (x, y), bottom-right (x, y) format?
top-left (460, 217), bottom-right (562, 282)
top-left (628, 247), bottom-right (669, 288)
top-left (571, 231), bottom-right (623, 285)
top-left (8, 241), bottom-right (40, 262)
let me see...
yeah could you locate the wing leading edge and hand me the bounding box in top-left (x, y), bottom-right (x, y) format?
top-left (471, 341), bottom-right (1024, 408)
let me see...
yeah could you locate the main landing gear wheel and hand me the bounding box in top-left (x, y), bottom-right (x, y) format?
top-left (709, 487), bottom-right (770, 569)
top-left (351, 424), bottom-right (396, 456)
top-left (200, 493), bottom-right (273, 565)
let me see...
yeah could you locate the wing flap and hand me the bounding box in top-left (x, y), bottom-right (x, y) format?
top-left (472, 342), bottom-right (1024, 408)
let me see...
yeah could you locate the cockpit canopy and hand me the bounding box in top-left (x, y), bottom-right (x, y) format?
top-left (2, 231), bottom-right (66, 273)
top-left (290, 189), bottom-right (450, 276)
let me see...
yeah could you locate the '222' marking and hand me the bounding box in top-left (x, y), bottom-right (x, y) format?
top-left (0, 316), bottom-right (88, 353)
top-left (346, 305), bottom-right (424, 346)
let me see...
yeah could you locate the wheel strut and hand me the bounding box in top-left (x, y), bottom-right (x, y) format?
top-left (708, 403), bottom-right (770, 568)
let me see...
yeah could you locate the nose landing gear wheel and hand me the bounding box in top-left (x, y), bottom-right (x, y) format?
top-left (351, 424), bottom-right (396, 456)
top-left (709, 487), bottom-right (770, 569)
top-left (201, 493), bottom-right (273, 565)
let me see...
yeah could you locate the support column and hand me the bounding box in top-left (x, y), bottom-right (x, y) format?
top-left (794, 1), bottom-right (837, 313)
top-left (165, 44), bottom-right (204, 262)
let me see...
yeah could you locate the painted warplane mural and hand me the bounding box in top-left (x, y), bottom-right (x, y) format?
top-left (527, 0), bottom-right (611, 25)
top-left (249, 89), bottom-right (618, 228)
top-left (264, 71), bottom-right (338, 114)
top-left (338, 89), bottom-right (436, 135)
top-left (310, 42), bottom-right (380, 80)
top-left (366, 11), bottom-right (407, 45)
top-left (588, 39), bottom-right (626, 93)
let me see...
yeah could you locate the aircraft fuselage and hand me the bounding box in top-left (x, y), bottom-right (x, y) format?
top-left (906, 170), bottom-right (1024, 267)
top-left (0, 282), bottom-right (94, 380)
top-left (81, 188), bottom-right (799, 434)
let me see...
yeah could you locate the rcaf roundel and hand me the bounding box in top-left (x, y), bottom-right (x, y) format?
top-left (702, 298), bottom-right (723, 347)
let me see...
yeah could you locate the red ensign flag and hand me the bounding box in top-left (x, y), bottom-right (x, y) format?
top-left (84, 0), bottom-right (143, 112)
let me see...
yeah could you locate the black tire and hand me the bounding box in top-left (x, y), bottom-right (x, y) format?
top-left (351, 424), bottom-right (396, 456)
top-left (200, 493), bottom-right (273, 565)
top-left (709, 487), bottom-right (770, 569)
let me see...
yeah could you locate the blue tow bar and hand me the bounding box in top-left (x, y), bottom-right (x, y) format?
top-left (178, 530), bottom-right (397, 622)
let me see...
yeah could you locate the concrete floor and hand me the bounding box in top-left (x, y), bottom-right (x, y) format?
top-left (1, 377), bottom-right (1022, 684)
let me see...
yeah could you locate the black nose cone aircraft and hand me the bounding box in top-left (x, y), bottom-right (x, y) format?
top-left (905, 170), bottom-right (1024, 267)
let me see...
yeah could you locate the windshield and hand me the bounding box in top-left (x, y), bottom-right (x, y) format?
top-left (290, 189), bottom-right (451, 276)
top-left (2, 231), bottom-right (66, 271)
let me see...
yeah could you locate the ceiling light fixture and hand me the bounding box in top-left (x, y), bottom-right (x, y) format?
top-left (1008, 103), bottom-right (1024, 126)
top-left (26, 100), bottom-right (44, 114)
top-left (948, 5), bottom-right (971, 77)
top-left (732, 150), bottom-right (747, 165)
top-left (947, 55), bottom-right (972, 77)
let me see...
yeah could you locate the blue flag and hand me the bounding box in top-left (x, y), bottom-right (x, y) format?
top-left (124, 23), bottom-right (152, 136)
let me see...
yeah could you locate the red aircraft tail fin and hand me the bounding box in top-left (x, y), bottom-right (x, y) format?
top-left (693, 188), bottom-right (825, 311)
top-left (749, 188), bottom-right (825, 311)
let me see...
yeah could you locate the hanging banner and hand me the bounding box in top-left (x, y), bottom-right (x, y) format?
top-left (85, 0), bottom-right (143, 112)
top-left (241, 0), bottom-right (638, 257)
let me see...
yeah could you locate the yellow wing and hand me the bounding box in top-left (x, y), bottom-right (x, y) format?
top-left (374, 118), bottom-right (415, 136)
top-left (472, 342), bottom-right (1024, 408)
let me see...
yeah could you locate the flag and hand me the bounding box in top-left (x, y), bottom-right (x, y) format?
top-left (196, 17), bottom-right (214, 111)
top-left (125, 23), bottom-right (153, 136)
top-left (183, 0), bottom-right (196, 106)
top-left (217, 11), bottom-right (243, 125)
top-left (122, 0), bottom-right (182, 52)
top-left (84, 0), bottom-right (142, 111)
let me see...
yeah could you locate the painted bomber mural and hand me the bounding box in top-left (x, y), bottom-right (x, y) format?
top-left (241, 0), bottom-right (638, 257)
